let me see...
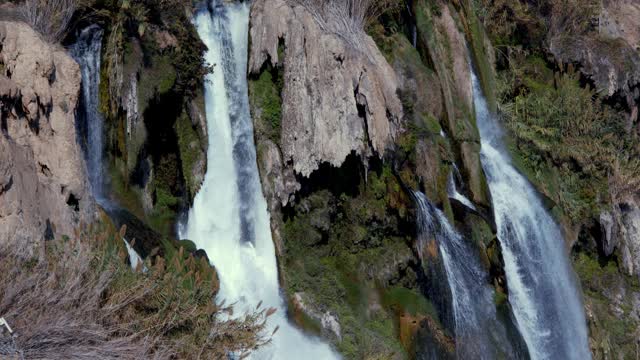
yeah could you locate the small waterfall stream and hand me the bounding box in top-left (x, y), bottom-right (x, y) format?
top-left (71, 26), bottom-right (145, 270)
top-left (70, 25), bottom-right (105, 200)
top-left (413, 192), bottom-right (518, 359)
top-left (473, 70), bottom-right (591, 359)
top-left (182, 1), bottom-right (338, 358)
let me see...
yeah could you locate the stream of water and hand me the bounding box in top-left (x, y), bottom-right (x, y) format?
top-left (473, 69), bottom-right (591, 360)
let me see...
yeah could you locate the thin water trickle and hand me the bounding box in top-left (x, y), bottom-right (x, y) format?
top-left (70, 25), bottom-right (105, 200)
top-left (413, 192), bottom-right (519, 359)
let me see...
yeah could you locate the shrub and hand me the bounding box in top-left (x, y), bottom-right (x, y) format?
top-left (294, 0), bottom-right (401, 49)
top-left (0, 224), bottom-right (272, 359)
top-left (499, 64), bottom-right (640, 222)
top-left (19, 0), bottom-right (78, 43)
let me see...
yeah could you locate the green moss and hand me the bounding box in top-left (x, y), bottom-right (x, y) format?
top-left (108, 160), bottom-right (146, 221)
top-left (573, 251), bottom-right (640, 357)
top-left (175, 109), bottom-right (203, 198)
top-left (178, 239), bottom-right (197, 253)
top-left (493, 289), bottom-right (507, 306)
top-left (463, 3), bottom-right (497, 112)
top-left (138, 54), bottom-right (177, 113)
top-left (382, 287), bottom-right (438, 320)
top-left (249, 68), bottom-right (282, 143)
top-left (280, 166), bottom-right (420, 359)
top-left (148, 185), bottom-right (179, 236)
top-left (99, 64), bottom-right (111, 116)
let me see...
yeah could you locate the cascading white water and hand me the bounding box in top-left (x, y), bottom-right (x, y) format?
top-left (473, 70), bottom-right (591, 359)
top-left (414, 192), bottom-right (518, 359)
top-left (182, 1), bottom-right (338, 358)
top-left (70, 25), bottom-right (105, 200)
top-left (447, 166), bottom-right (476, 211)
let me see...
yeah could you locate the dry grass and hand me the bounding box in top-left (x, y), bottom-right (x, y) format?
top-left (18, 0), bottom-right (78, 43)
top-left (0, 224), bottom-right (272, 359)
top-left (547, 0), bottom-right (601, 37)
top-left (293, 0), bottom-right (400, 49)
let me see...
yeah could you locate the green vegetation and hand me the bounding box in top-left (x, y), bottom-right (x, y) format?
top-left (137, 53), bottom-right (177, 112)
top-left (280, 164), bottom-right (447, 358)
top-left (175, 109), bottom-right (203, 198)
top-left (0, 221), bottom-right (271, 359)
top-left (497, 60), bottom-right (640, 223)
top-left (573, 251), bottom-right (640, 358)
top-left (148, 185), bottom-right (180, 235)
top-left (382, 287), bottom-right (439, 320)
top-left (249, 66), bottom-right (283, 144)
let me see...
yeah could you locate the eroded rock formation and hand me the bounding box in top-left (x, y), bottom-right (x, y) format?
top-left (0, 21), bottom-right (92, 255)
top-left (249, 0), bottom-right (403, 178)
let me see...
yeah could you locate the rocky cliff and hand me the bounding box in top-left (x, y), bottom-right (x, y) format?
top-left (0, 20), bottom-right (91, 255)
top-left (248, 0), bottom-right (506, 357)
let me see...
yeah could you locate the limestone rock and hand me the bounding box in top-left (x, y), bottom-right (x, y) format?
top-left (549, 35), bottom-right (640, 98)
top-left (249, 0), bottom-right (403, 177)
top-left (256, 140), bottom-right (299, 258)
top-left (0, 21), bottom-right (91, 255)
top-left (293, 292), bottom-right (342, 341)
top-left (599, 0), bottom-right (640, 51)
top-left (599, 210), bottom-right (618, 256)
top-left (619, 202), bottom-right (640, 277)
top-left (549, 1), bottom-right (640, 106)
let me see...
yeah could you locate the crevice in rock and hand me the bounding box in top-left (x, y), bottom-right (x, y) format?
top-left (66, 193), bottom-right (80, 212)
top-left (295, 151), bottom-right (363, 202)
top-left (0, 175), bottom-right (12, 195)
top-left (44, 219), bottom-right (55, 241)
top-left (39, 162), bottom-right (52, 177)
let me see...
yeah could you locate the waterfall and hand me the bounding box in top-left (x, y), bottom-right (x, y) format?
top-left (70, 25), bottom-right (105, 200)
top-left (413, 192), bottom-right (519, 359)
top-left (473, 70), bottom-right (591, 359)
top-left (182, 1), bottom-right (338, 358)
top-left (71, 26), bottom-right (144, 270)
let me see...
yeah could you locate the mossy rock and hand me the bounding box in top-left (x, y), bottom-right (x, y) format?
top-left (249, 66), bottom-right (283, 144)
top-left (176, 109), bottom-right (205, 199)
top-left (459, 141), bottom-right (490, 207)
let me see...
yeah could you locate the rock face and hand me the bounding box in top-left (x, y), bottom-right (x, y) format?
top-left (0, 21), bottom-right (91, 255)
top-left (619, 200), bottom-right (640, 277)
top-left (249, 0), bottom-right (403, 178)
top-left (599, 0), bottom-right (640, 51)
top-left (413, 1), bottom-right (491, 207)
top-left (548, 0), bottom-right (640, 126)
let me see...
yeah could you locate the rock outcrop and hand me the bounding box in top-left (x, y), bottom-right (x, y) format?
top-left (618, 200), bottom-right (640, 277)
top-left (548, 0), bottom-right (640, 127)
top-left (249, 0), bottom-right (403, 178)
top-left (413, 0), bottom-right (491, 207)
top-left (0, 21), bottom-right (91, 255)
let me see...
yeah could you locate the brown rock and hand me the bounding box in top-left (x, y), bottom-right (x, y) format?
top-left (0, 21), bottom-right (92, 255)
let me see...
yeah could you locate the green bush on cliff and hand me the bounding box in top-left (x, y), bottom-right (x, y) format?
top-left (175, 109), bottom-right (202, 197)
top-left (249, 67), bottom-right (283, 143)
top-left (498, 62), bottom-right (640, 223)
